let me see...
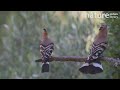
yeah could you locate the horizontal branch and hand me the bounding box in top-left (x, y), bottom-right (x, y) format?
top-left (35, 56), bottom-right (120, 66)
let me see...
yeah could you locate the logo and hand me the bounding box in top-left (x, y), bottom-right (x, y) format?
top-left (87, 12), bottom-right (119, 18)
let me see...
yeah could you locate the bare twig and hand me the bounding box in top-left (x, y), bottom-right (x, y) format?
top-left (35, 56), bottom-right (120, 66)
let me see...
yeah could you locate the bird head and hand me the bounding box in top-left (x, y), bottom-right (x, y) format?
top-left (43, 28), bottom-right (48, 36)
top-left (99, 23), bottom-right (107, 31)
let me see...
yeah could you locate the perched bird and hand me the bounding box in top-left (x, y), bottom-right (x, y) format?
top-left (40, 28), bottom-right (54, 73)
top-left (79, 23), bottom-right (108, 74)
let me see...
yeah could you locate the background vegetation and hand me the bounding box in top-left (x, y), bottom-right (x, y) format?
top-left (0, 11), bottom-right (119, 79)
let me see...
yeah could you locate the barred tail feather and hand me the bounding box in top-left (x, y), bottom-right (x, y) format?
top-left (41, 62), bottom-right (49, 73)
top-left (79, 61), bottom-right (103, 74)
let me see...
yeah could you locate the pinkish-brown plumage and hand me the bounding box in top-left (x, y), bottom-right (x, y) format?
top-left (94, 24), bottom-right (108, 44)
top-left (40, 29), bottom-right (54, 73)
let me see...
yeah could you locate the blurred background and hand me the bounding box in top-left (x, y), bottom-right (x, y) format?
top-left (0, 11), bottom-right (120, 79)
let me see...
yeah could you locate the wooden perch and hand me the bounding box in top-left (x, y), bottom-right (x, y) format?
top-left (35, 56), bottom-right (120, 66)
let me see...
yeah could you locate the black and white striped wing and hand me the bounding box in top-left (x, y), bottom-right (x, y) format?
top-left (88, 42), bottom-right (107, 61)
top-left (44, 43), bottom-right (54, 60)
top-left (40, 43), bottom-right (54, 62)
top-left (40, 44), bottom-right (45, 60)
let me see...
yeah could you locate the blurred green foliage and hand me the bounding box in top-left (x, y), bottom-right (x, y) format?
top-left (0, 11), bottom-right (119, 79)
top-left (104, 11), bottom-right (120, 79)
